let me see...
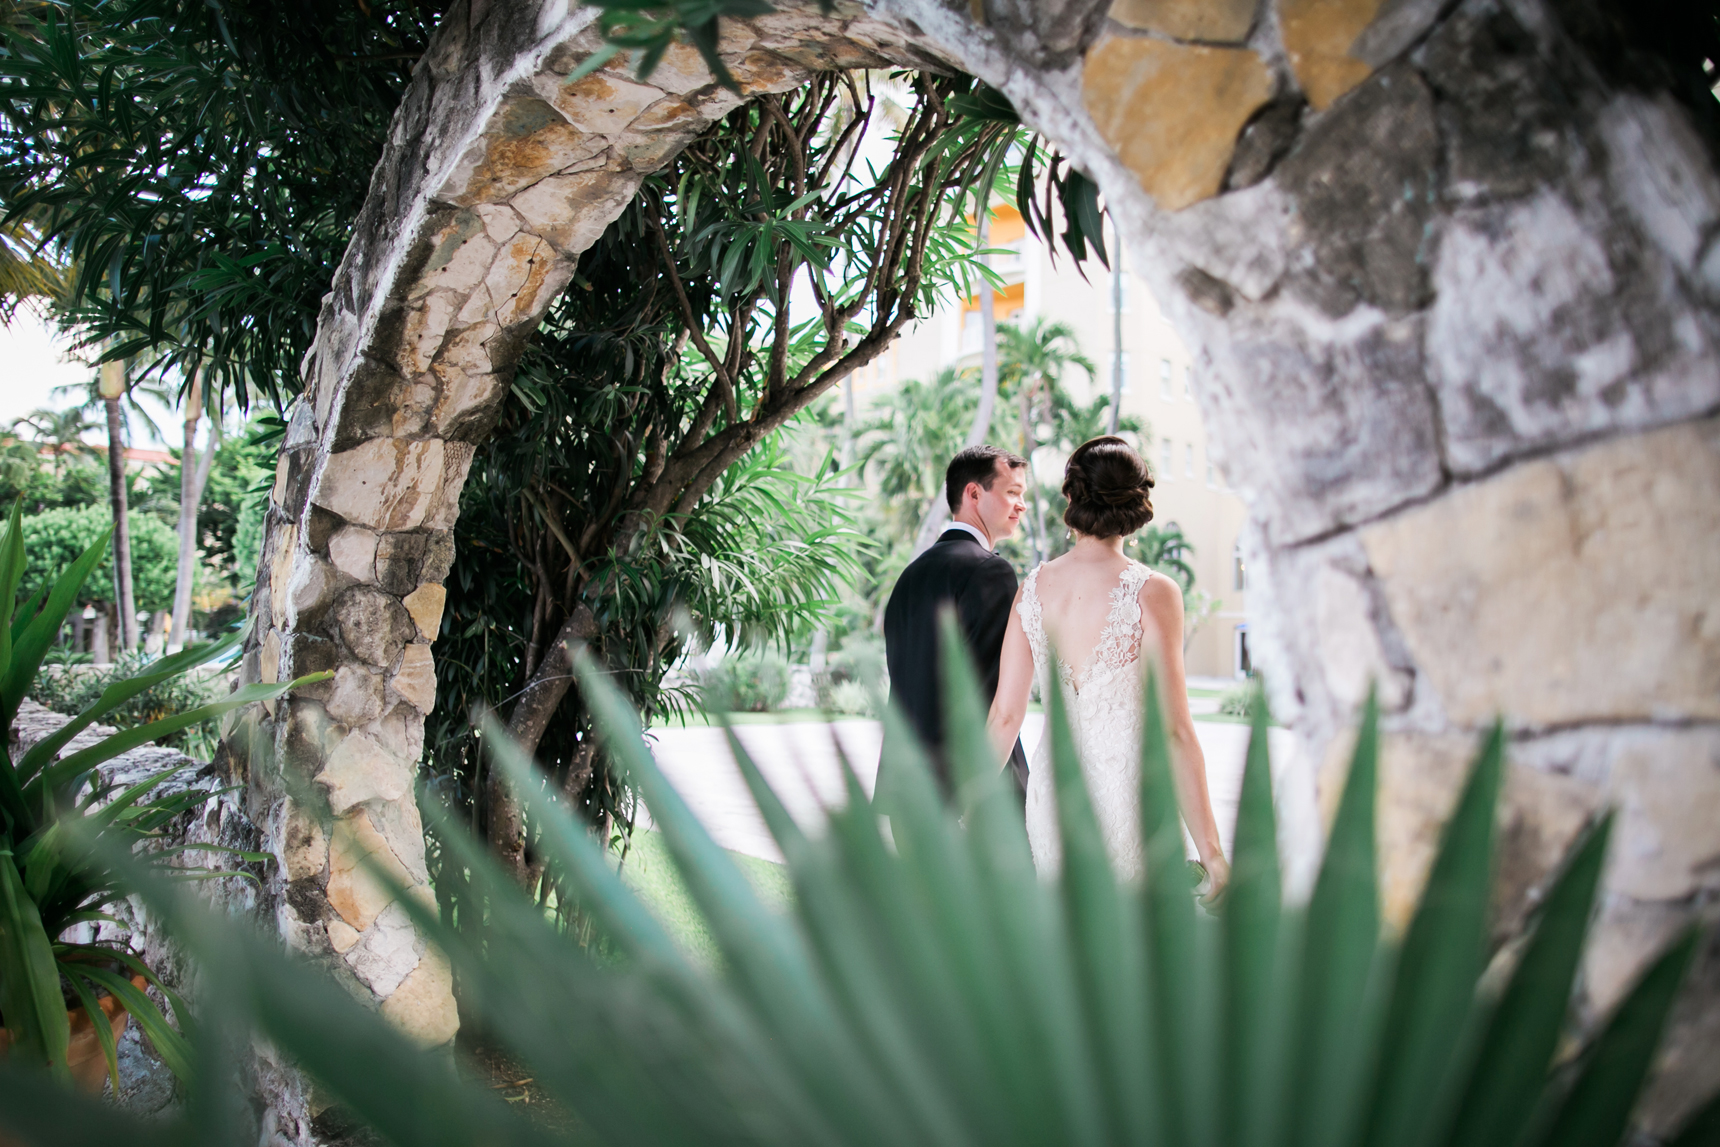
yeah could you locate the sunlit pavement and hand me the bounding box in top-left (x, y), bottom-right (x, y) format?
top-left (641, 698), bottom-right (1323, 898)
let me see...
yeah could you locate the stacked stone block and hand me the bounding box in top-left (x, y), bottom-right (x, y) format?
top-left (943, 0), bottom-right (1720, 1127)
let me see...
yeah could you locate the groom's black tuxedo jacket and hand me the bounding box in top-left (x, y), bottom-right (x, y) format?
top-left (879, 528), bottom-right (1029, 806)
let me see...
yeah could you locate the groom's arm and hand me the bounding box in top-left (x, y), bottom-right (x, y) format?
top-left (957, 556), bottom-right (1020, 699)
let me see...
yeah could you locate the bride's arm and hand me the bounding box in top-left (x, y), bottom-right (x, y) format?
top-left (987, 589), bottom-right (1033, 766)
top-left (1140, 576), bottom-right (1230, 901)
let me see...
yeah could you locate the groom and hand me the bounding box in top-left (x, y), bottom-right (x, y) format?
top-left (878, 445), bottom-right (1030, 811)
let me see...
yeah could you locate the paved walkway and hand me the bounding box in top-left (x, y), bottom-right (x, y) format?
top-left (641, 704), bottom-right (1323, 897)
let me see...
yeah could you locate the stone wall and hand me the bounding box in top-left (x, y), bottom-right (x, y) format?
top-left (236, 0), bottom-right (1720, 1135)
top-left (925, 0), bottom-right (1720, 1128)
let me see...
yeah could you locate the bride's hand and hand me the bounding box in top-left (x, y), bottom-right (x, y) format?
top-left (1197, 853), bottom-right (1231, 909)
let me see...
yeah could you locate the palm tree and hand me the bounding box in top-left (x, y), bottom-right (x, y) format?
top-left (0, 218), bottom-right (65, 324)
top-left (167, 369), bottom-right (219, 652)
top-left (10, 406), bottom-right (96, 472)
top-left (52, 367), bottom-right (170, 652)
top-left (998, 317), bottom-right (1096, 562)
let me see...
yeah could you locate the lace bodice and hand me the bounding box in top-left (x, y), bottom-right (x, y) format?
top-left (1017, 560), bottom-right (1156, 879)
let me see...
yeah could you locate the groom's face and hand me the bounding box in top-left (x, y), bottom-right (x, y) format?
top-left (973, 460), bottom-right (1028, 542)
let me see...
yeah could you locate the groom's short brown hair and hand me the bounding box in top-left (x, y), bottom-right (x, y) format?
top-left (945, 445), bottom-right (1027, 513)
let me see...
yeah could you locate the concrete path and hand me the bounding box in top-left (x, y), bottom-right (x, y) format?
top-left (641, 707), bottom-right (1323, 897)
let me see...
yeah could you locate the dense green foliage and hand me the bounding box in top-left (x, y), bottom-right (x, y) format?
top-left (3, 630), bottom-right (1715, 1146)
top-left (0, 504), bottom-right (314, 1088)
top-left (425, 69), bottom-right (1077, 895)
top-left (20, 503), bottom-right (177, 611)
top-left (697, 648), bottom-right (792, 712)
top-left (28, 650), bottom-right (220, 754)
top-left (0, 0), bottom-right (444, 408)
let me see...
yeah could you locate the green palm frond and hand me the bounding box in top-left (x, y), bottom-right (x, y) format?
top-left (1, 624), bottom-right (1710, 1146)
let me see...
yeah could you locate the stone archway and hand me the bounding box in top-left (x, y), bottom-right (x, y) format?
top-left (237, 0), bottom-right (1720, 1133)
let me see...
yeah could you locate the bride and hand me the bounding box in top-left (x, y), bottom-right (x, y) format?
top-left (986, 435), bottom-right (1229, 901)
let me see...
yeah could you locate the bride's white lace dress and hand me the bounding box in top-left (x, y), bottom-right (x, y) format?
top-left (1018, 560), bottom-right (1156, 879)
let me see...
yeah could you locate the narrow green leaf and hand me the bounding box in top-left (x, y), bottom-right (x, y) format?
top-left (1139, 668), bottom-right (1217, 1145)
top-left (1532, 927), bottom-right (1700, 1147)
top-left (1046, 651), bottom-right (1161, 1144)
top-left (1362, 724), bottom-right (1505, 1147)
top-left (0, 1066), bottom-right (185, 1147)
top-left (939, 612), bottom-right (1108, 1147)
top-left (63, 972), bottom-right (121, 1094)
top-left (1663, 1086), bottom-right (1720, 1147)
top-left (76, 964), bottom-right (194, 1082)
top-left (16, 632), bottom-right (236, 784)
top-left (577, 651), bottom-right (913, 1143)
top-left (30, 673), bottom-right (327, 801)
top-left (1287, 690), bottom-right (1384, 1147)
top-left (1225, 681), bottom-right (1284, 1147)
top-left (1445, 814), bottom-right (1613, 1147)
top-left (727, 728), bottom-right (971, 1147)
top-left (0, 850), bottom-right (70, 1079)
top-left (3, 529), bottom-right (113, 729)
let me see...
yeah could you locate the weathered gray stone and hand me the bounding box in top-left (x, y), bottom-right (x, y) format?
top-left (327, 526), bottom-right (379, 582)
top-left (1361, 419), bottom-right (1720, 729)
top-left (311, 439), bottom-right (449, 533)
top-left (343, 900), bottom-right (426, 998)
top-left (1274, 64), bottom-right (1439, 317)
top-left (332, 587), bottom-right (416, 669)
top-left (322, 664), bottom-right (387, 727)
top-left (374, 533), bottom-right (428, 595)
top-left (390, 644), bottom-right (438, 713)
top-left (314, 730), bottom-right (414, 815)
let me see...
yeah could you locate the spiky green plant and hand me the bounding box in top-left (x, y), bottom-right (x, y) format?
top-left (0, 619), bottom-right (1713, 1146)
top-left (0, 502), bottom-right (321, 1089)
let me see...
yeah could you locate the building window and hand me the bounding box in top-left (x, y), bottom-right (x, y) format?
top-left (1206, 459), bottom-right (1216, 486)
top-left (1233, 542), bottom-right (1247, 592)
top-left (1109, 267), bottom-right (1129, 313)
top-left (1185, 443), bottom-right (1194, 478)
top-left (1183, 365), bottom-right (1193, 401)
top-left (1160, 437), bottom-right (1173, 480)
top-left (1159, 359), bottom-right (1172, 400)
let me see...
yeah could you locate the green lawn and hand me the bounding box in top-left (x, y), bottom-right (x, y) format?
top-left (616, 829), bottom-right (792, 964)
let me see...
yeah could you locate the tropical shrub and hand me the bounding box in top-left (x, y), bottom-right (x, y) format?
top-left (3, 624), bottom-right (1715, 1146)
top-left (20, 504), bottom-right (178, 612)
top-left (697, 650), bottom-right (791, 714)
top-left (1219, 682), bottom-right (1253, 718)
top-left (29, 650), bottom-right (221, 754)
top-left (0, 505), bottom-right (318, 1088)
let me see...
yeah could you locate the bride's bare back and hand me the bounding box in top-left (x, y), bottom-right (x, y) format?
top-left (1030, 550), bottom-right (1161, 685)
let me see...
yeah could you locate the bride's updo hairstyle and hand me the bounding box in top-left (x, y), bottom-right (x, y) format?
top-left (1062, 435), bottom-right (1155, 538)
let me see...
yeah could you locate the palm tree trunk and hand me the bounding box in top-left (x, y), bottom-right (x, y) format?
top-left (100, 361), bottom-right (138, 652)
top-left (911, 207), bottom-right (999, 556)
top-left (168, 373), bottom-right (216, 653)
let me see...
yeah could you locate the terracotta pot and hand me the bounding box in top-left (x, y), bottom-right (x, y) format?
top-left (0, 973), bottom-right (147, 1093)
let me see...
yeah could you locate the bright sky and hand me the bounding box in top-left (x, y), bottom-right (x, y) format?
top-left (0, 310), bottom-right (181, 449)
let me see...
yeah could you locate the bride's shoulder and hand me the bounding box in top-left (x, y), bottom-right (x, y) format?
top-left (1134, 564), bottom-right (1183, 609)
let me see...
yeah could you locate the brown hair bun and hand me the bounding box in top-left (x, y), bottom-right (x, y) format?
top-left (1062, 435), bottom-right (1154, 538)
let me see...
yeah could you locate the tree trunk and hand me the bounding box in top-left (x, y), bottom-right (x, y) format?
top-left (911, 206), bottom-right (999, 556)
top-left (100, 363), bottom-right (138, 652)
top-left (488, 602), bottom-right (597, 884)
top-left (1108, 232), bottom-right (1124, 436)
top-left (168, 372), bottom-right (216, 653)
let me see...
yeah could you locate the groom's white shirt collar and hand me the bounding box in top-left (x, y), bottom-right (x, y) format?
top-left (945, 520), bottom-right (994, 551)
